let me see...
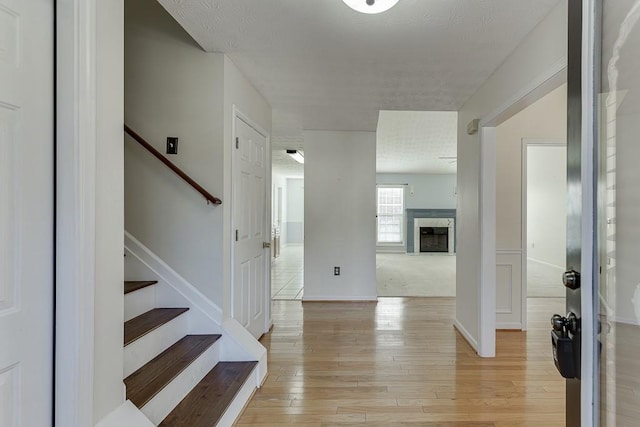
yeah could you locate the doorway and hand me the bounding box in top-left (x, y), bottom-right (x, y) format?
top-left (375, 110), bottom-right (458, 297)
top-left (270, 176), bottom-right (304, 301)
top-left (493, 85), bottom-right (568, 330)
top-left (524, 141), bottom-right (567, 299)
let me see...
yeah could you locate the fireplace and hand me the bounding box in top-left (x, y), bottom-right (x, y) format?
top-left (412, 217), bottom-right (454, 254)
top-left (420, 227), bottom-right (449, 252)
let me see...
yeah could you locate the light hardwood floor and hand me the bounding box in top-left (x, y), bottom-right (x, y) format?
top-left (237, 297), bottom-right (566, 426)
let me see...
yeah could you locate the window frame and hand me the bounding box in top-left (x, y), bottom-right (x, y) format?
top-left (376, 184), bottom-right (406, 246)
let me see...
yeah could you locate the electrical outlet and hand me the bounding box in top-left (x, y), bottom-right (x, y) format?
top-left (334, 266), bottom-right (340, 276)
top-left (167, 137), bottom-right (178, 154)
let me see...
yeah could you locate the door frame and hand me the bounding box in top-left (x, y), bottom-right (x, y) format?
top-left (521, 138), bottom-right (567, 327)
top-left (579, 0), bottom-right (600, 424)
top-left (230, 105), bottom-right (273, 336)
top-left (56, 0), bottom-right (99, 425)
top-left (477, 62), bottom-right (567, 357)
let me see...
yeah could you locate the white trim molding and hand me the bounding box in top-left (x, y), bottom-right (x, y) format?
top-left (521, 137), bottom-right (567, 331)
top-left (453, 319), bottom-right (479, 353)
top-left (580, 0), bottom-right (599, 423)
top-left (479, 126), bottom-right (497, 357)
top-left (124, 231), bottom-right (224, 323)
top-left (55, 0), bottom-right (98, 425)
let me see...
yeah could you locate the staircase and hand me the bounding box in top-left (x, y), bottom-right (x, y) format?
top-left (123, 279), bottom-right (259, 426)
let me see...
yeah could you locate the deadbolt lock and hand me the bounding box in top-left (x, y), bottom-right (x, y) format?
top-left (562, 269), bottom-right (580, 290)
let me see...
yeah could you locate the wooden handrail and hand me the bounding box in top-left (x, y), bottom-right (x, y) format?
top-left (124, 125), bottom-right (221, 205)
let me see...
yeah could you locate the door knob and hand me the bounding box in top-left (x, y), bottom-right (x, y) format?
top-left (551, 313), bottom-right (579, 335)
top-left (263, 242), bottom-right (271, 249)
top-left (551, 314), bottom-right (567, 331)
top-left (563, 269), bottom-right (580, 289)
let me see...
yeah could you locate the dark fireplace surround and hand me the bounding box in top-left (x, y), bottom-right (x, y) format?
top-left (406, 209), bottom-right (456, 253)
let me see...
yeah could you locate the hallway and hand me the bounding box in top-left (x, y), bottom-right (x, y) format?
top-left (237, 297), bottom-right (565, 426)
top-left (272, 246), bottom-right (459, 300)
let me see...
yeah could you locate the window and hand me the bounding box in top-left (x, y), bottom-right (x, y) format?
top-left (376, 186), bottom-right (405, 244)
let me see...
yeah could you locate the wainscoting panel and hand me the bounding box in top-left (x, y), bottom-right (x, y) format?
top-left (496, 250), bottom-right (524, 329)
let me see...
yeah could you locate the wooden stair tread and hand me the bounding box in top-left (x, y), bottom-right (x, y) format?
top-left (125, 334), bottom-right (221, 408)
top-left (159, 361), bottom-right (258, 427)
top-left (124, 280), bottom-right (158, 294)
top-left (124, 308), bottom-right (189, 346)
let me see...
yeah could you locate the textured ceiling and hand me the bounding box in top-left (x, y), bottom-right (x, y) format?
top-left (377, 111), bottom-right (457, 174)
top-left (158, 0), bottom-right (561, 175)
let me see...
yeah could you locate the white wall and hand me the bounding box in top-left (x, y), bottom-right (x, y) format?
top-left (303, 131), bottom-right (377, 301)
top-left (376, 173), bottom-right (457, 209)
top-left (527, 145), bottom-right (567, 268)
top-left (125, 0), bottom-right (225, 304)
top-left (496, 85), bottom-right (567, 251)
top-left (95, 0), bottom-right (125, 421)
top-left (456, 2), bottom-right (567, 353)
top-left (286, 178), bottom-right (304, 244)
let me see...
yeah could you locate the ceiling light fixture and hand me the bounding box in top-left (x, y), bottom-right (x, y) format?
top-left (342, 0), bottom-right (400, 14)
top-left (286, 149), bottom-right (304, 164)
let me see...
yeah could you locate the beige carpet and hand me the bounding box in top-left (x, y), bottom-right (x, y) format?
top-left (376, 253), bottom-right (456, 297)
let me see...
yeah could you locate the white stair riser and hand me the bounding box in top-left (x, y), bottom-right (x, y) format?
top-left (124, 313), bottom-right (187, 377)
top-left (124, 286), bottom-right (156, 321)
top-left (141, 341), bottom-right (221, 425)
top-left (216, 368), bottom-right (257, 427)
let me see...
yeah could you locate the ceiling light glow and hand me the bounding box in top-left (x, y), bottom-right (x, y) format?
top-left (286, 150), bottom-right (305, 164)
top-left (342, 0), bottom-right (400, 14)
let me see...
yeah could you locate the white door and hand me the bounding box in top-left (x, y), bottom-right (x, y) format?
top-left (0, 0), bottom-right (55, 426)
top-left (233, 116), bottom-right (268, 338)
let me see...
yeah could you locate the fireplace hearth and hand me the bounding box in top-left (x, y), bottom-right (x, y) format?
top-left (420, 227), bottom-right (449, 253)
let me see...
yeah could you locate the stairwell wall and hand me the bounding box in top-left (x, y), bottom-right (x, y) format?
top-left (125, 0), bottom-right (225, 304)
top-left (125, 0), bottom-right (272, 317)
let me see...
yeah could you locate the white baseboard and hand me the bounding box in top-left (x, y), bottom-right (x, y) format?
top-left (496, 322), bottom-right (524, 330)
top-left (302, 295), bottom-right (378, 302)
top-left (615, 316), bottom-right (640, 326)
top-left (527, 257), bottom-right (564, 271)
top-left (453, 319), bottom-right (479, 353)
